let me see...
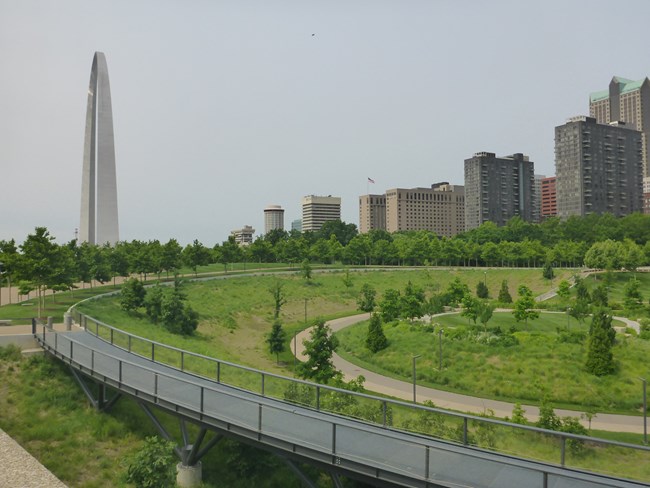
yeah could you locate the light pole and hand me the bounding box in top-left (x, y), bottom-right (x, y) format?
top-left (566, 307), bottom-right (571, 331)
top-left (412, 355), bottom-right (421, 403)
top-left (304, 298), bottom-right (308, 324)
top-left (641, 377), bottom-right (647, 445)
top-left (0, 262), bottom-right (4, 307)
top-left (483, 270), bottom-right (487, 285)
top-left (293, 333), bottom-right (297, 372)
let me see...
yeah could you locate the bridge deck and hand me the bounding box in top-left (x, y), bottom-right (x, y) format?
top-left (36, 327), bottom-right (647, 488)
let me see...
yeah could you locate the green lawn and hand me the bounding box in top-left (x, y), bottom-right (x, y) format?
top-left (336, 311), bottom-right (650, 413)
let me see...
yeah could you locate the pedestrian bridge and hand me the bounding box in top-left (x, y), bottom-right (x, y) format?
top-left (33, 315), bottom-right (649, 488)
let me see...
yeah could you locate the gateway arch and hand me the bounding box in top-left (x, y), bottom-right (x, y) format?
top-left (79, 51), bottom-right (119, 245)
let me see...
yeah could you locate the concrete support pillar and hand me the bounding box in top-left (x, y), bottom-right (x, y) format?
top-left (176, 462), bottom-right (202, 488)
top-left (64, 313), bottom-right (73, 331)
top-left (47, 316), bottom-right (53, 328)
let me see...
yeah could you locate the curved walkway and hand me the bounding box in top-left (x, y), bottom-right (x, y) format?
top-left (292, 313), bottom-right (647, 434)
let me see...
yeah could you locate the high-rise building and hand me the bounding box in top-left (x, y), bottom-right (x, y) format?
top-left (80, 52), bottom-right (119, 245)
top-left (464, 152), bottom-right (535, 230)
top-left (231, 225), bottom-right (255, 245)
top-left (644, 177), bottom-right (650, 215)
top-left (291, 219), bottom-right (302, 232)
top-left (301, 195), bottom-right (341, 232)
top-left (382, 183), bottom-right (465, 236)
top-left (358, 194), bottom-right (386, 233)
top-left (533, 174), bottom-right (545, 223)
top-left (541, 176), bottom-right (557, 220)
top-left (264, 205), bottom-right (284, 234)
top-left (555, 116), bottom-right (643, 218)
top-left (590, 76), bottom-right (650, 176)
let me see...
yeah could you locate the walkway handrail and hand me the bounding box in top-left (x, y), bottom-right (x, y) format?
top-left (57, 312), bottom-right (650, 483)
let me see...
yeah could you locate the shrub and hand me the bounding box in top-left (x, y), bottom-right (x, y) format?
top-left (125, 436), bottom-right (176, 488)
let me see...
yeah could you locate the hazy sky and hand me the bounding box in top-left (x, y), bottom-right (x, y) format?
top-left (2, 0), bottom-right (650, 246)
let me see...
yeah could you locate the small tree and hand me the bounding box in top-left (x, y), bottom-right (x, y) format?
top-left (542, 262), bottom-right (554, 280)
top-left (144, 284), bottom-right (165, 323)
top-left (536, 396), bottom-right (561, 431)
top-left (341, 268), bottom-right (353, 288)
top-left (366, 313), bottom-right (388, 353)
top-left (498, 280), bottom-right (512, 304)
top-left (512, 285), bottom-right (539, 326)
top-left (357, 283), bottom-right (377, 312)
top-left (624, 277), bottom-right (643, 313)
top-left (569, 298), bottom-right (590, 326)
top-left (268, 280), bottom-right (287, 320)
top-left (511, 403), bottom-right (527, 425)
top-left (267, 319), bottom-right (286, 363)
top-left (401, 281), bottom-right (425, 321)
top-left (446, 277), bottom-right (469, 306)
top-left (120, 278), bottom-right (146, 313)
top-left (297, 319), bottom-right (340, 383)
top-left (478, 300), bottom-right (496, 332)
top-left (161, 287), bottom-right (199, 335)
top-left (585, 308), bottom-right (616, 376)
top-left (126, 436), bottom-right (176, 488)
top-left (300, 259), bottom-right (312, 280)
top-left (379, 289), bottom-right (401, 322)
top-left (591, 283), bottom-right (608, 307)
top-left (460, 294), bottom-right (480, 325)
top-left (476, 281), bottom-right (489, 299)
top-left (556, 280), bottom-right (571, 301)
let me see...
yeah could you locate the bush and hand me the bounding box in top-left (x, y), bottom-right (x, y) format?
top-left (120, 278), bottom-right (145, 313)
top-left (0, 344), bottom-right (22, 361)
top-left (125, 436), bottom-right (176, 488)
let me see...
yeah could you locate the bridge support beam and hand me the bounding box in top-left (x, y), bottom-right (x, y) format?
top-left (137, 403), bottom-right (223, 488)
top-left (69, 367), bottom-right (121, 411)
top-left (283, 459), bottom-right (317, 488)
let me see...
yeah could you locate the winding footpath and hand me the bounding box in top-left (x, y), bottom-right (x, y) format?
top-left (292, 313), bottom-right (647, 434)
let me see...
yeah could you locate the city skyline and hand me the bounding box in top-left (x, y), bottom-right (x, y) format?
top-left (2, 1), bottom-right (650, 245)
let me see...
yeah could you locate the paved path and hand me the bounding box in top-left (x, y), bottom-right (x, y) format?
top-left (292, 313), bottom-right (648, 434)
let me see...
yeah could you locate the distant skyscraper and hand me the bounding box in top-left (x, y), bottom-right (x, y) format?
top-left (382, 183), bottom-right (465, 236)
top-left (464, 152), bottom-right (535, 230)
top-left (644, 177), bottom-right (650, 215)
top-left (231, 225), bottom-right (255, 246)
top-left (532, 174), bottom-right (545, 223)
top-left (291, 219), bottom-right (302, 232)
top-left (555, 116), bottom-right (643, 218)
top-left (590, 76), bottom-right (650, 176)
top-left (301, 195), bottom-right (341, 232)
top-left (358, 194), bottom-right (386, 233)
top-left (264, 205), bottom-right (285, 234)
top-left (541, 176), bottom-right (557, 220)
top-left (79, 52), bottom-right (119, 245)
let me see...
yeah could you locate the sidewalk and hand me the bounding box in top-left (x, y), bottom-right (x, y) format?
top-left (292, 313), bottom-right (648, 434)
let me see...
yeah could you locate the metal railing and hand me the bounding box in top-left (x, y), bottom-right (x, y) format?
top-left (52, 312), bottom-right (650, 484)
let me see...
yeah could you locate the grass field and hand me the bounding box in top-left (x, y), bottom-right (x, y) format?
top-left (335, 311), bottom-right (650, 413)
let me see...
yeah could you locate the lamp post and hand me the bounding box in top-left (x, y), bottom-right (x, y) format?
top-left (641, 377), bottom-right (647, 445)
top-left (483, 270), bottom-right (487, 285)
top-left (304, 298), bottom-right (308, 324)
top-left (0, 262), bottom-right (4, 307)
top-left (566, 307), bottom-right (571, 331)
top-left (412, 355), bottom-right (421, 403)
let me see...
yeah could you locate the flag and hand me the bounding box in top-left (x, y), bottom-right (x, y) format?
top-left (367, 177), bottom-right (375, 184)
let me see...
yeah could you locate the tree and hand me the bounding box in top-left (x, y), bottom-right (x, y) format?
top-left (120, 278), bottom-right (146, 313)
top-left (268, 280), bottom-right (287, 320)
top-left (267, 320), bottom-right (287, 363)
top-left (144, 284), bottom-right (165, 323)
top-left (569, 298), bottom-right (590, 326)
top-left (498, 280), bottom-right (512, 304)
top-left (19, 227), bottom-right (59, 317)
top-left (556, 280), bottom-right (571, 301)
top-left (591, 283), bottom-right (608, 307)
top-left (476, 280), bottom-right (489, 299)
top-left (511, 403), bottom-right (527, 425)
top-left (161, 238), bottom-right (183, 277)
top-left (585, 309), bottom-right (616, 376)
top-left (400, 281), bottom-right (425, 321)
top-left (460, 294), bottom-right (480, 325)
top-left (300, 259), bottom-right (312, 280)
top-left (536, 397), bottom-right (561, 431)
top-left (161, 279), bottom-right (199, 335)
top-left (446, 277), bottom-right (469, 306)
top-left (297, 319), bottom-right (340, 383)
top-left (357, 283), bottom-right (377, 312)
top-left (623, 277), bottom-right (643, 313)
top-left (126, 436), bottom-right (176, 488)
top-left (379, 289), bottom-right (401, 322)
top-left (366, 313), bottom-right (388, 353)
top-left (183, 239), bottom-right (211, 276)
top-left (542, 262), bottom-right (554, 280)
top-left (478, 300), bottom-right (496, 332)
top-left (512, 285), bottom-right (539, 326)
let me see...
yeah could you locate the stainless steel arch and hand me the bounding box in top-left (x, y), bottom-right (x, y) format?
top-left (80, 51), bottom-right (119, 245)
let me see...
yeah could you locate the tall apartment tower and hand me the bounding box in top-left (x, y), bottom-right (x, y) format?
top-left (358, 194), bottom-right (386, 233)
top-left (590, 76), bottom-right (650, 176)
top-left (555, 116), bottom-right (643, 218)
top-left (384, 183), bottom-right (465, 236)
top-left (80, 52), bottom-right (119, 245)
top-left (541, 176), bottom-right (557, 220)
top-left (263, 205), bottom-right (285, 234)
top-left (464, 152), bottom-right (535, 230)
top-left (533, 174), bottom-right (545, 223)
top-left (301, 195), bottom-right (341, 232)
